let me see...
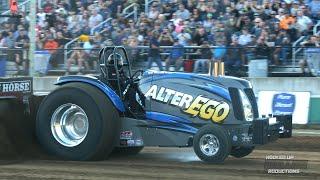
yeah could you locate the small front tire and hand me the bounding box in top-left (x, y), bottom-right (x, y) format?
top-left (193, 125), bottom-right (231, 163)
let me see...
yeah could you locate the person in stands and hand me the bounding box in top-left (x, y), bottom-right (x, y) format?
top-left (165, 39), bottom-right (184, 71)
top-left (147, 31), bottom-right (163, 71)
top-left (193, 41), bottom-right (212, 73)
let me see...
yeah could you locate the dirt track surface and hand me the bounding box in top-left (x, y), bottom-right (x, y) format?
top-left (0, 136), bottom-right (319, 180)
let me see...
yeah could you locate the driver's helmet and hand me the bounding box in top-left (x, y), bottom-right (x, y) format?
top-left (107, 53), bottom-right (125, 79)
top-left (107, 53), bottom-right (124, 69)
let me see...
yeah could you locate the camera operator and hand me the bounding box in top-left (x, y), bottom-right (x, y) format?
top-left (159, 28), bottom-right (174, 46)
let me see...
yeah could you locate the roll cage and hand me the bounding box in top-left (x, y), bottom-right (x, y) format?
top-left (99, 46), bottom-right (133, 98)
top-left (99, 46), bottom-right (145, 117)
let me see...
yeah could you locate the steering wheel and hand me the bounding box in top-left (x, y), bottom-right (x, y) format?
top-left (122, 70), bottom-right (143, 98)
top-left (131, 70), bottom-right (144, 83)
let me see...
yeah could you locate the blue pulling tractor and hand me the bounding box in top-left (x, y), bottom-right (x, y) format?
top-left (35, 46), bottom-right (292, 163)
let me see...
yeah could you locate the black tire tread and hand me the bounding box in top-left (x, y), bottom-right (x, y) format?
top-left (36, 82), bottom-right (120, 160)
top-left (193, 125), bottom-right (231, 163)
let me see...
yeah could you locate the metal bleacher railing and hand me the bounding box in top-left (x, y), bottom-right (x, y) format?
top-left (63, 3), bottom-right (139, 70)
top-left (0, 0), bottom-right (30, 22)
top-left (0, 0), bottom-right (30, 15)
top-left (0, 0), bottom-right (9, 13)
top-left (292, 36), bottom-right (306, 71)
top-left (58, 46), bottom-right (318, 72)
top-left (63, 16), bottom-right (114, 68)
top-left (1, 46), bottom-right (320, 77)
top-left (313, 20), bottom-right (320, 36)
top-left (144, 0), bottom-right (154, 14)
top-left (292, 21), bottom-right (320, 72)
top-left (123, 3), bottom-right (139, 21)
top-left (64, 17), bottom-right (112, 68)
top-left (90, 18), bottom-right (112, 35)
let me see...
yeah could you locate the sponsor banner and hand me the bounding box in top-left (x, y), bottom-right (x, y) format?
top-left (145, 85), bottom-right (230, 123)
top-left (35, 50), bottom-right (51, 74)
top-left (258, 91), bottom-right (310, 124)
top-left (0, 77), bottom-right (33, 101)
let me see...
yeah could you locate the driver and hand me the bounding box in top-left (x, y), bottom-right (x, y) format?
top-left (106, 50), bottom-right (145, 117)
top-left (107, 54), bottom-right (124, 77)
top-left (106, 53), bottom-right (130, 91)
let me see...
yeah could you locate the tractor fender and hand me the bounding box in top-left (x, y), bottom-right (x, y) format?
top-left (55, 75), bottom-right (125, 112)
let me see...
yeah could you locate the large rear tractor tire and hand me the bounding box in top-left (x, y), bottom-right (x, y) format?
top-left (36, 83), bottom-right (120, 160)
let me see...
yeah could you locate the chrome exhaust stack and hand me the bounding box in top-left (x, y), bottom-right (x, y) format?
top-left (209, 61), bottom-right (225, 77)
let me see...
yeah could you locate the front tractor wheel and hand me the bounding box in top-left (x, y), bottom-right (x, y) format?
top-left (36, 83), bottom-right (120, 161)
top-left (193, 125), bottom-right (231, 163)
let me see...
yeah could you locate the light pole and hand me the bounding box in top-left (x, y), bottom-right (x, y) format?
top-left (28, 0), bottom-right (36, 76)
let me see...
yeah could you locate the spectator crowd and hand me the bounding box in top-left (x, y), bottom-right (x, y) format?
top-left (0, 0), bottom-right (320, 75)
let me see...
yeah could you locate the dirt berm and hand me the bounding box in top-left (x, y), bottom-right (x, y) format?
top-left (0, 97), bottom-right (47, 160)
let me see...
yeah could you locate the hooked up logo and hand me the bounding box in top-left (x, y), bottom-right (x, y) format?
top-left (145, 85), bottom-right (230, 123)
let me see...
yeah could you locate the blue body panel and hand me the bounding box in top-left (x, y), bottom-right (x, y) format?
top-left (146, 111), bottom-right (198, 134)
top-left (188, 83), bottom-right (231, 101)
top-left (146, 111), bottom-right (191, 124)
top-left (55, 75), bottom-right (125, 112)
top-left (143, 71), bottom-right (222, 84)
top-left (143, 70), bottom-right (231, 101)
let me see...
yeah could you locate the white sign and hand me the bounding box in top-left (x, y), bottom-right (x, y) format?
top-left (0, 80), bottom-right (31, 93)
top-left (34, 51), bottom-right (51, 74)
top-left (258, 91), bottom-right (310, 124)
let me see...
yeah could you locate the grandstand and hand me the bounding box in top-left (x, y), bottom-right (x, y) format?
top-left (0, 0), bottom-right (320, 77)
